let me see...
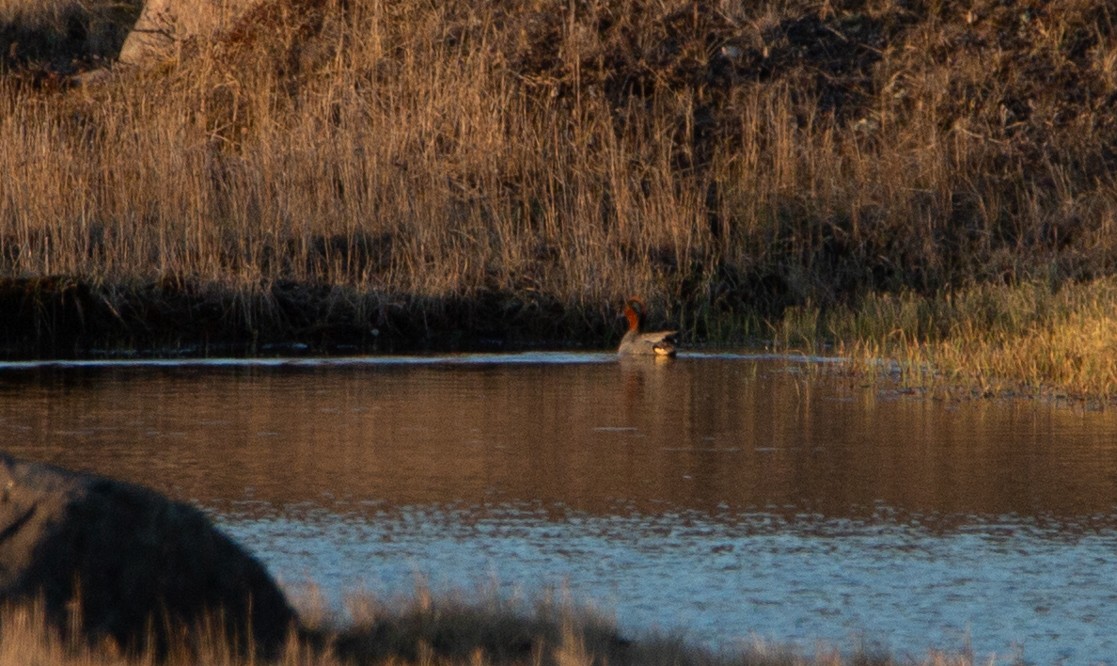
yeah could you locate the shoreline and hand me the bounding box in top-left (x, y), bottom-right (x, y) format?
top-left (3, 274), bottom-right (1116, 404)
top-left (0, 583), bottom-right (998, 666)
top-left (0, 276), bottom-right (627, 359)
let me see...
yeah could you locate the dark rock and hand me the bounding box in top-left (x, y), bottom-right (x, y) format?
top-left (0, 452), bottom-right (296, 656)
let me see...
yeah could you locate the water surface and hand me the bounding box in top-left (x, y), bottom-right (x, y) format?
top-left (1, 353), bottom-right (1116, 663)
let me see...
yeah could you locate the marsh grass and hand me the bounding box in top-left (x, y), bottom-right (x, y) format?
top-left (1, 0), bottom-right (1116, 393)
top-left (788, 278), bottom-right (1117, 401)
top-left (0, 587), bottom-right (986, 666)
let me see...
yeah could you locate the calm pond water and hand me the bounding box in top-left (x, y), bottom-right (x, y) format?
top-left (2, 353), bottom-right (1117, 663)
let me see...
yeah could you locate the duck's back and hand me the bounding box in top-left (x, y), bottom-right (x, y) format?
top-left (618, 329), bottom-right (678, 356)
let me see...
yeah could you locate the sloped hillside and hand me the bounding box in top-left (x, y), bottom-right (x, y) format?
top-left (0, 0), bottom-right (1115, 355)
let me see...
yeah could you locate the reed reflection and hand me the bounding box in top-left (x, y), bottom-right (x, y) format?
top-left (1, 358), bottom-right (1116, 526)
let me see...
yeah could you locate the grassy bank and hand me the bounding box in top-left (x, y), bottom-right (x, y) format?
top-left (778, 277), bottom-right (1117, 402)
top-left (1, 0), bottom-right (1116, 393)
top-left (0, 588), bottom-right (983, 665)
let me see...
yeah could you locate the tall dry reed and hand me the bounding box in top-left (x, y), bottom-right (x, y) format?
top-left (1, 0), bottom-right (1116, 359)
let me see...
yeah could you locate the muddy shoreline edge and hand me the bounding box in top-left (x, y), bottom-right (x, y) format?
top-left (0, 276), bottom-right (642, 358)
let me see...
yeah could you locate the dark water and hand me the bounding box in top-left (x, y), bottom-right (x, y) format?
top-left (1, 353), bottom-right (1116, 663)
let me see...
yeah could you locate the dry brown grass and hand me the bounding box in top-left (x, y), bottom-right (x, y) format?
top-left (0, 588), bottom-right (988, 666)
top-left (1, 0), bottom-right (1116, 383)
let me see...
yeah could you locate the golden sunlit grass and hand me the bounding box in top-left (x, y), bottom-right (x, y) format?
top-left (1, 0), bottom-right (1116, 397)
top-left (0, 587), bottom-right (986, 666)
top-left (776, 278), bottom-right (1117, 402)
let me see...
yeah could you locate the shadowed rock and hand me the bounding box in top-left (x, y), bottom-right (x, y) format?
top-left (0, 452), bottom-right (296, 656)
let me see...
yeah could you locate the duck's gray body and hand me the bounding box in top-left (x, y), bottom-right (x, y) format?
top-left (617, 298), bottom-right (678, 357)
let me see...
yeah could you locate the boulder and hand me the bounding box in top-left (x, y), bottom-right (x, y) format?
top-left (118, 0), bottom-right (258, 65)
top-left (0, 452), bottom-right (296, 656)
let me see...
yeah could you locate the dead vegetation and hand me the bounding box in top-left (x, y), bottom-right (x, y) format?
top-left (0, 0), bottom-right (1115, 371)
top-left (0, 588), bottom-right (980, 665)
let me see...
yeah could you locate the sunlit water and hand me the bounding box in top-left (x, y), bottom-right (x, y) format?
top-left (2, 353), bottom-right (1117, 664)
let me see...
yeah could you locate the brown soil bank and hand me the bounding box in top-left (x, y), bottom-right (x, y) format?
top-left (0, 276), bottom-right (603, 356)
top-left (1, 0), bottom-right (1115, 356)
